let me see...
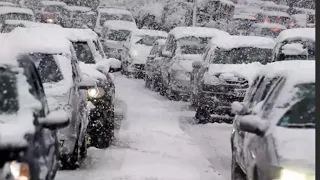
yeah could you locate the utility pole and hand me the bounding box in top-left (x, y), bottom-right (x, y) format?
top-left (192, 0), bottom-right (197, 26)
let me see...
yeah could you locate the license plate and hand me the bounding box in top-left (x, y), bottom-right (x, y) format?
top-left (233, 89), bottom-right (246, 97)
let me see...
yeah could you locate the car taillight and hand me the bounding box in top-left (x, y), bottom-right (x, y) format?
top-left (264, 20), bottom-right (268, 24)
top-left (289, 22), bottom-right (295, 27)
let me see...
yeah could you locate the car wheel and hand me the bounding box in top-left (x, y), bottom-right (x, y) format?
top-left (59, 140), bottom-right (80, 170)
top-left (159, 79), bottom-right (167, 96)
top-left (195, 106), bottom-right (210, 124)
top-left (166, 85), bottom-right (181, 101)
top-left (231, 152), bottom-right (246, 180)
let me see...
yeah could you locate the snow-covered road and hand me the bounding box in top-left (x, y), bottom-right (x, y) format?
top-left (56, 74), bottom-right (233, 180)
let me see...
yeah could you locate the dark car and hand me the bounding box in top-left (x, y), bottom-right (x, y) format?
top-left (191, 36), bottom-right (275, 124)
top-left (144, 38), bottom-right (166, 91)
top-left (0, 54), bottom-right (69, 180)
top-left (8, 28), bottom-right (98, 170)
top-left (34, 1), bottom-right (68, 25)
top-left (230, 60), bottom-right (315, 180)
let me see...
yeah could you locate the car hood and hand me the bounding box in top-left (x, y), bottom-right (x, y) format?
top-left (273, 126), bottom-right (315, 172)
top-left (207, 62), bottom-right (263, 84)
top-left (79, 62), bottom-right (107, 81)
top-left (130, 44), bottom-right (152, 64)
top-left (174, 54), bottom-right (203, 72)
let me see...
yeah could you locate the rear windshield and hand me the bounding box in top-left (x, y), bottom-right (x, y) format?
top-left (100, 12), bottom-right (133, 26)
top-left (43, 5), bottom-right (66, 13)
top-left (277, 83), bottom-right (315, 128)
top-left (267, 16), bottom-right (290, 25)
top-left (31, 53), bottom-right (64, 83)
top-left (107, 29), bottom-right (131, 41)
top-left (72, 42), bottom-right (95, 64)
top-left (0, 68), bottom-right (18, 114)
top-left (260, 28), bottom-right (283, 38)
top-left (0, 13), bottom-right (33, 22)
top-left (212, 47), bottom-right (272, 64)
top-left (178, 36), bottom-right (211, 54)
top-left (134, 36), bottom-right (166, 46)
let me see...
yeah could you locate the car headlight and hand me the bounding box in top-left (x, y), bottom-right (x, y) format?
top-left (279, 169), bottom-right (310, 180)
top-left (46, 18), bottom-right (54, 23)
top-left (2, 161), bottom-right (30, 180)
top-left (87, 87), bottom-right (105, 99)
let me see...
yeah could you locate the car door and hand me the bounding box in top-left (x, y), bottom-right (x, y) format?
top-left (161, 35), bottom-right (176, 86)
top-left (145, 42), bottom-right (159, 76)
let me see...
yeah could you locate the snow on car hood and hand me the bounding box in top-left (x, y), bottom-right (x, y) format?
top-left (106, 39), bottom-right (124, 49)
top-left (79, 62), bottom-right (107, 81)
top-left (173, 54), bottom-right (202, 72)
top-left (206, 62), bottom-right (263, 84)
top-left (273, 126), bottom-right (315, 171)
top-left (130, 44), bottom-right (152, 64)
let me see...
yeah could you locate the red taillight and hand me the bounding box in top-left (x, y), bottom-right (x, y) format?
top-left (290, 22), bottom-right (295, 27)
top-left (264, 20), bottom-right (268, 24)
top-left (270, 28), bottom-right (281, 31)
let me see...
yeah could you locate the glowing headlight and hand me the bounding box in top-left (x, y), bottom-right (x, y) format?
top-left (130, 50), bottom-right (139, 56)
top-left (280, 169), bottom-right (307, 180)
top-left (87, 87), bottom-right (105, 99)
top-left (3, 161), bottom-right (30, 180)
top-left (185, 72), bottom-right (191, 78)
top-left (46, 18), bottom-right (54, 23)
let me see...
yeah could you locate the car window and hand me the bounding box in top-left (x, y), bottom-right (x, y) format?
top-left (93, 40), bottom-right (105, 57)
top-left (72, 42), bottom-right (95, 64)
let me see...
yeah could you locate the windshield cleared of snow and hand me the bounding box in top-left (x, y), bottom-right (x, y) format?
top-left (0, 68), bottom-right (18, 114)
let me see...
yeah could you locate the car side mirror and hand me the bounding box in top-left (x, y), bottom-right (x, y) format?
top-left (231, 101), bottom-right (250, 115)
top-left (162, 50), bottom-right (173, 58)
top-left (238, 115), bottom-right (266, 137)
top-left (38, 109), bottom-right (70, 130)
top-left (78, 75), bottom-right (97, 89)
top-left (192, 60), bottom-right (203, 69)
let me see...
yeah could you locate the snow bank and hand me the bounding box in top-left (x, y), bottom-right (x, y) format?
top-left (64, 5), bottom-right (92, 12)
top-left (41, 0), bottom-right (67, 6)
top-left (211, 35), bottom-right (275, 50)
top-left (251, 22), bottom-right (287, 29)
top-left (0, 6), bottom-right (34, 15)
top-left (281, 43), bottom-right (307, 55)
top-left (103, 20), bottom-right (138, 30)
top-left (276, 28), bottom-right (315, 43)
top-left (170, 27), bottom-right (230, 40)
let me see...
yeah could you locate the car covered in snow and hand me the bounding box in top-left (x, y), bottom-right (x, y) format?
top-left (94, 7), bottom-right (136, 34)
top-left (255, 11), bottom-right (292, 28)
top-left (159, 26), bottom-right (230, 101)
top-left (100, 20), bottom-right (138, 59)
top-left (121, 29), bottom-right (168, 79)
top-left (0, 53), bottom-right (69, 180)
top-left (0, 7), bottom-right (35, 25)
top-left (8, 27), bottom-right (97, 169)
top-left (248, 23), bottom-right (287, 39)
top-left (34, 0), bottom-right (67, 25)
top-left (272, 28), bottom-right (315, 62)
top-left (63, 6), bottom-right (97, 29)
top-left (145, 38), bottom-right (166, 91)
top-left (0, 19), bottom-right (62, 33)
top-left (191, 35), bottom-right (275, 124)
top-left (0, 1), bottom-right (18, 7)
top-left (230, 60), bottom-right (315, 180)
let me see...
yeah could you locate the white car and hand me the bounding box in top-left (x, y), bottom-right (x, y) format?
top-left (95, 7), bottom-right (136, 34)
top-left (100, 20), bottom-right (138, 59)
top-left (7, 27), bottom-right (97, 169)
top-left (121, 29), bottom-right (168, 78)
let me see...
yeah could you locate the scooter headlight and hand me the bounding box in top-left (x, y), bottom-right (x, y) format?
top-left (87, 87), bottom-right (105, 99)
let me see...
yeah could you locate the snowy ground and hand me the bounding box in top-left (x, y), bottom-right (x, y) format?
top-left (56, 74), bottom-right (233, 180)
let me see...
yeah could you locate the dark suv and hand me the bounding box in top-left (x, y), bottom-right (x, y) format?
top-left (230, 61), bottom-right (315, 180)
top-left (0, 55), bottom-right (69, 180)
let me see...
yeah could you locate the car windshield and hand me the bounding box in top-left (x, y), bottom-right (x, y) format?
top-left (31, 53), bottom-right (64, 83)
top-left (72, 42), bottom-right (95, 64)
top-left (0, 68), bottom-right (18, 114)
top-left (267, 16), bottom-right (290, 25)
top-left (212, 47), bottom-right (272, 64)
top-left (280, 40), bottom-right (315, 60)
top-left (100, 13), bottom-right (133, 26)
top-left (0, 13), bottom-right (33, 22)
top-left (107, 29), bottom-right (131, 41)
top-left (277, 83), bottom-right (315, 128)
top-left (178, 36), bottom-right (211, 54)
top-left (134, 36), bottom-right (166, 46)
top-left (234, 19), bottom-right (257, 31)
top-left (43, 5), bottom-right (65, 13)
top-left (260, 28), bottom-right (283, 38)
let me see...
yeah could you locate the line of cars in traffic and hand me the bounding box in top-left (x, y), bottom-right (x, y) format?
top-left (140, 26), bottom-right (315, 180)
top-left (0, 24), bottom-right (122, 179)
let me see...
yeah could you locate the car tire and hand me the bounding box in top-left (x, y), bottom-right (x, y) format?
top-left (166, 85), bottom-right (181, 101)
top-left (159, 79), bottom-right (167, 96)
top-left (195, 106), bottom-right (210, 124)
top-left (231, 152), bottom-right (246, 180)
top-left (59, 140), bottom-right (80, 170)
top-left (145, 76), bottom-right (151, 89)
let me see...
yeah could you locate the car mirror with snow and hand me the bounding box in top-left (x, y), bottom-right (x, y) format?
top-left (162, 50), bottom-right (173, 58)
top-left (238, 115), bottom-right (266, 137)
top-left (38, 109), bottom-right (70, 130)
top-left (78, 75), bottom-right (98, 90)
top-left (106, 58), bottom-right (122, 73)
top-left (231, 101), bottom-right (248, 115)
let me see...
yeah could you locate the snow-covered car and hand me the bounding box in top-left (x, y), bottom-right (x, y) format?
top-left (255, 11), bottom-right (293, 28)
top-left (272, 28), bottom-right (315, 62)
top-left (230, 60), bottom-right (315, 180)
top-left (159, 26), bottom-right (230, 101)
top-left (191, 35), bottom-right (275, 124)
top-left (121, 29), bottom-right (168, 79)
top-left (94, 7), bottom-right (136, 34)
top-left (63, 6), bottom-right (97, 29)
top-left (248, 23), bottom-right (287, 38)
top-left (0, 7), bottom-right (35, 25)
top-left (8, 27), bottom-right (97, 169)
top-left (0, 19), bottom-right (62, 33)
top-left (0, 54), bottom-right (69, 180)
top-left (34, 0), bottom-right (67, 25)
top-left (100, 20), bottom-right (138, 59)
top-left (230, 14), bottom-right (257, 35)
top-left (0, 2), bottom-right (18, 7)
top-left (145, 38), bottom-right (166, 91)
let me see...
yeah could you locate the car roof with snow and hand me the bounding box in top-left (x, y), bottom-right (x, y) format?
top-left (0, 7), bottom-right (34, 15)
top-left (0, 2), bottom-right (18, 7)
top-left (40, 0), bottom-right (67, 6)
top-left (210, 35), bottom-right (275, 50)
top-left (7, 27), bottom-right (72, 55)
top-left (103, 20), bottom-right (137, 30)
top-left (4, 20), bottom-right (62, 28)
top-left (261, 2), bottom-right (288, 8)
top-left (233, 14), bottom-right (257, 20)
top-left (64, 5), bottom-right (92, 12)
top-left (276, 28), bottom-right (315, 43)
top-left (169, 27), bottom-right (230, 40)
top-left (131, 29), bottom-right (168, 38)
top-left (251, 23), bottom-right (287, 29)
top-left (259, 10), bottom-right (290, 17)
top-left (98, 7), bottom-right (132, 15)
